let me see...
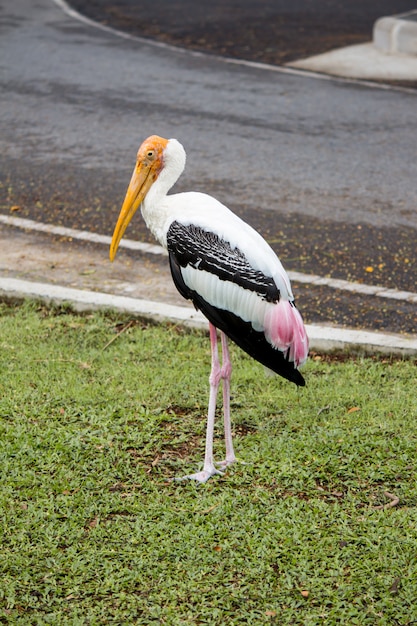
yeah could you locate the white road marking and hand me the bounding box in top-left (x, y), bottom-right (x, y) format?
top-left (1, 213), bottom-right (416, 304)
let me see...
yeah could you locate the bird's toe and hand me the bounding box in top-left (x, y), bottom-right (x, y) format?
top-left (215, 453), bottom-right (239, 469)
top-left (173, 466), bottom-right (224, 483)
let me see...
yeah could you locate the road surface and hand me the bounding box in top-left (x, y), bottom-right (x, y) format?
top-left (0, 0), bottom-right (416, 334)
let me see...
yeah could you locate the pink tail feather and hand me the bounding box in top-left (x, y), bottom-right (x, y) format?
top-left (264, 301), bottom-right (308, 367)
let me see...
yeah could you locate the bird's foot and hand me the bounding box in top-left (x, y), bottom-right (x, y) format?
top-left (173, 465), bottom-right (223, 483)
top-left (215, 456), bottom-right (236, 470)
top-left (216, 459), bottom-right (236, 470)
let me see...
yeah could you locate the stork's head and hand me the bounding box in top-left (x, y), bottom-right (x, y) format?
top-left (110, 134), bottom-right (181, 261)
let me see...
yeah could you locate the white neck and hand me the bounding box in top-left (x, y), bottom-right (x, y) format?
top-left (141, 138), bottom-right (186, 244)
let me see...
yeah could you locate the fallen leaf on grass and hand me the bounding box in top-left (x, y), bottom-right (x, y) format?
top-left (389, 577), bottom-right (400, 594)
top-left (373, 491), bottom-right (399, 510)
top-left (199, 503), bottom-right (221, 514)
top-left (300, 590), bottom-right (309, 598)
top-left (347, 406), bottom-right (360, 413)
top-left (317, 405), bottom-right (330, 416)
top-left (102, 320), bottom-right (134, 350)
top-left (86, 516), bottom-right (99, 530)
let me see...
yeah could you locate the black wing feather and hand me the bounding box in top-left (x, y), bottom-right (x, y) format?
top-left (167, 221), bottom-right (280, 303)
top-left (167, 221), bottom-right (305, 386)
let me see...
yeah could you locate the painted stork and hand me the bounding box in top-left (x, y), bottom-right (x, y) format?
top-left (110, 135), bottom-right (308, 482)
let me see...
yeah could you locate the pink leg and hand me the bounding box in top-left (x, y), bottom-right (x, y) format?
top-left (217, 331), bottom-right (237, 468)
top-left (176, 323), bottom-right (225, 482)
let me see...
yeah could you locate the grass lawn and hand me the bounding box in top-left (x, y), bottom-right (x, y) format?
top-left (0, 300), bottom-right (416, 624)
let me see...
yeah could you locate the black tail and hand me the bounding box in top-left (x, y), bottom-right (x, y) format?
top-left (204, 305), bottom-right (306, 387)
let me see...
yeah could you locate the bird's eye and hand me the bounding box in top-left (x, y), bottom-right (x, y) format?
top-left (147, 150), bottom-right (154, 159)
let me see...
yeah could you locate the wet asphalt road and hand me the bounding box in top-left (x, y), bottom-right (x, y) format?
top-left (0, 0), bottom-right (416, 334)
top-left (70, 0), bottom-right (417, 68)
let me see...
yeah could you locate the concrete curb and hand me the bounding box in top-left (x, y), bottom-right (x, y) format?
top-left (288, 42), bottom-right (417, 82)
top-left (1, 277), bottom-right (416, 356)
top-left (374, 11), bottom-right (417, 56)
top-left (288, 11), bottom-right (417, 81)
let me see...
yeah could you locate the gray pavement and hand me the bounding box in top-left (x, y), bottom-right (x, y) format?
top-left (68, 0), bottom-right (417, 72)
top-left (0, 0), bottom-right (416, 352)
top-left (2, 0), bottom-right (416, 229)
top-left (290, 9), bottom-right (417, 80)
top-left (290, 42), bottom-right (417, 81)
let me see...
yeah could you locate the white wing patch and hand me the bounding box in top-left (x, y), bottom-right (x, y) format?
top-left (181, 265), bottom-right (269, 332)
top-left (180, 264), bottom-right (308, 366)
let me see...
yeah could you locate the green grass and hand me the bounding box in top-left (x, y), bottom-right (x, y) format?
top-left (1, 300), bottom-right (416, 625)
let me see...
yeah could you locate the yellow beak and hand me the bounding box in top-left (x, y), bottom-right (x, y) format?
top-left (109, 161), bottom-right (155, 262)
